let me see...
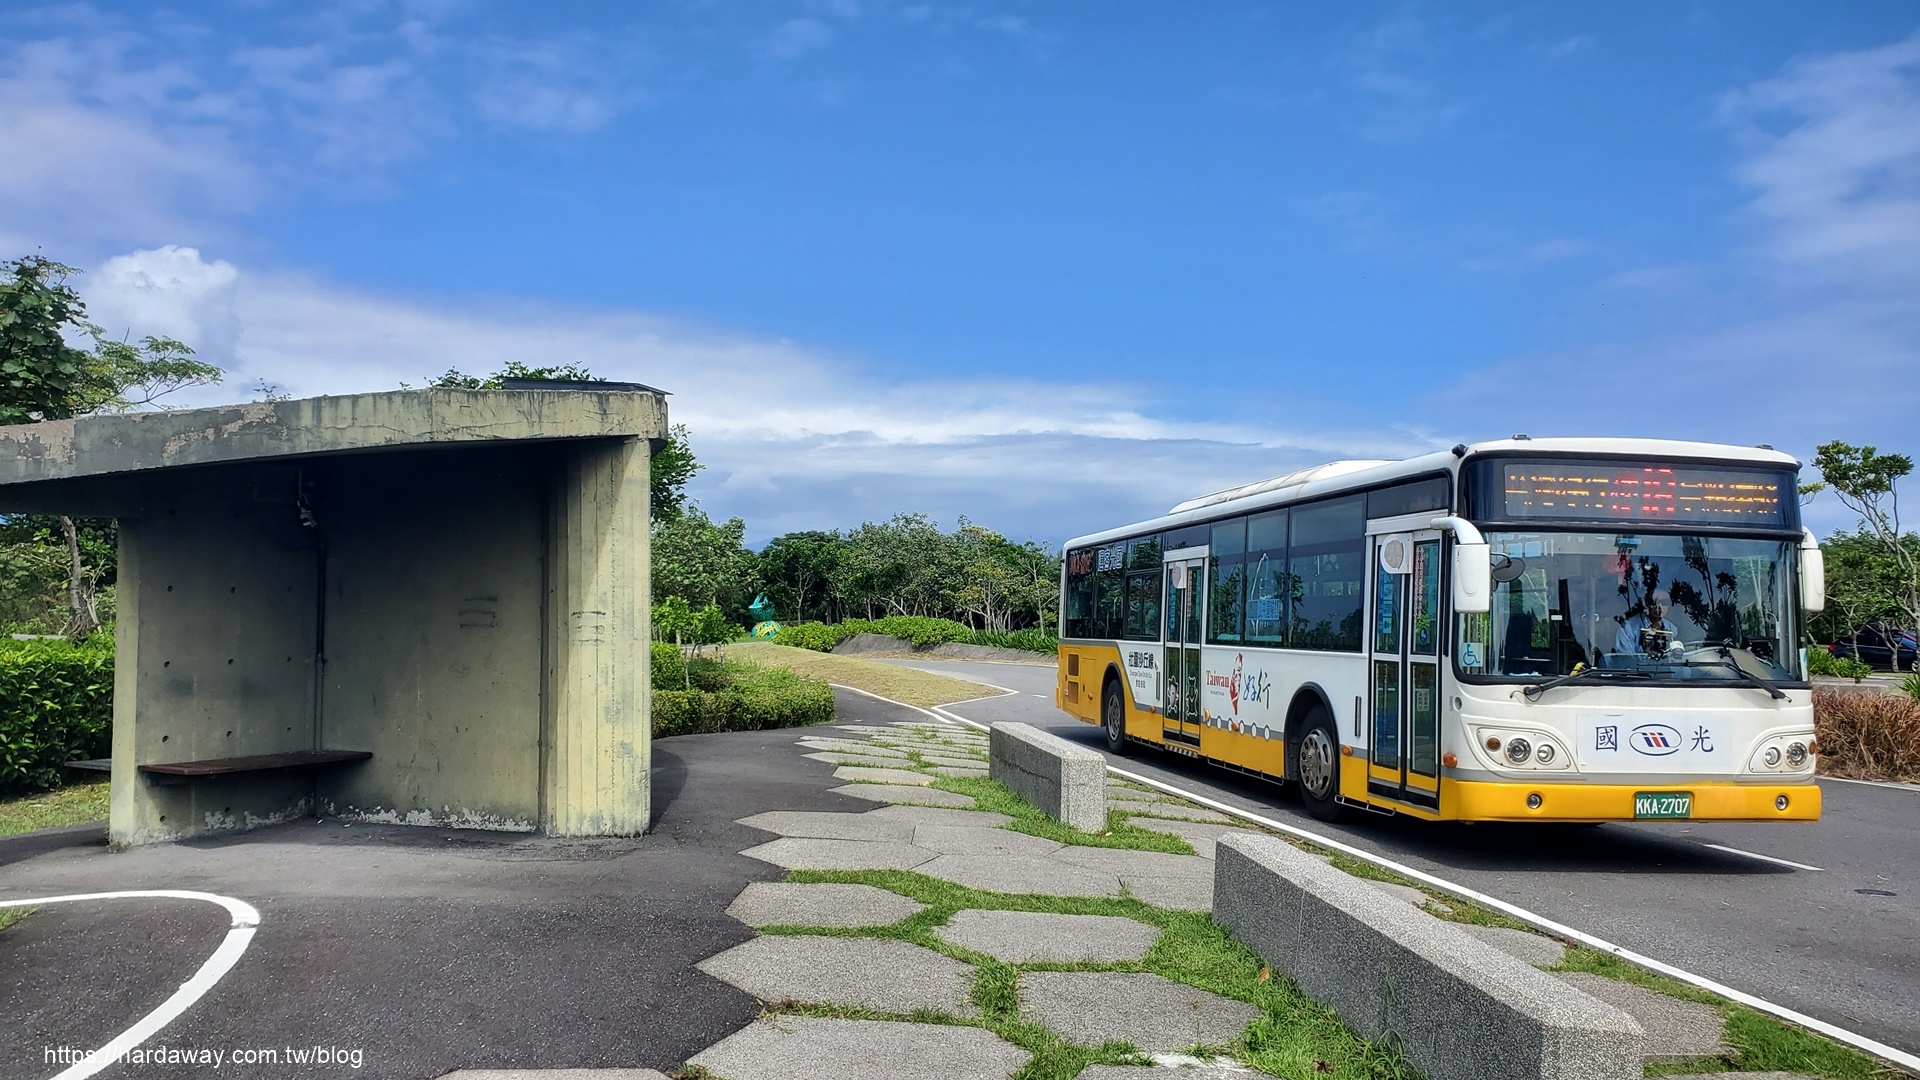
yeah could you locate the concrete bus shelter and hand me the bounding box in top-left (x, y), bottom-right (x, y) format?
top-left (0, 388), bottom-right (663, 847)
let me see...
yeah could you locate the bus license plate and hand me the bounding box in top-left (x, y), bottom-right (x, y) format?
top-left (1634, 791), bottom-right (1692, 819)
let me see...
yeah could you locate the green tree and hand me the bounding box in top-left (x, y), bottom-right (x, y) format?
top-left (652, 505), bottom-right (758, 621)
top-left (758, 530), bottom-right (841, 622)
top-left (650, 424), bottom-right (701, 521)
top-left (1810, 441), bottom-right (1920, 670)
top-left (0, 256), bottom-right (222, 638)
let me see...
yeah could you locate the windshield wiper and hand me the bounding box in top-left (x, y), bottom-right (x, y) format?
top-left (1687, 647), bottom-right (1788, 700)
top-left (1522, 666), bottom-right (1650, 701)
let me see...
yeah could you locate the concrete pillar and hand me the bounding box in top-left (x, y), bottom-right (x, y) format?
top-left (544, 437), bottom-right (652, 835)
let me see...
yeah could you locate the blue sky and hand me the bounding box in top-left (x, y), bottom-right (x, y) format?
top-left (4, 2), bottom-right (1916, 545)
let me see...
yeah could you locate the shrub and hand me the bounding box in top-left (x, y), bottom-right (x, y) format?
top-left (650, 657), bottom-right (834, 739)
top-left (1903, 672), bottom-right (1920, 703)
top-left (0, 636), bottom-right (115, 796)
top-left (1814, 686), bottom-right (1920, 781)
top-left (1807, 648), bottom-right (1874, 682)
top-left (772, 617), bottom-right (1058, 655)
top-left (650, 641), bottom-right (687, 690)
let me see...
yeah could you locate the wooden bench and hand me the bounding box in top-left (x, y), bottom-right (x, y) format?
top-left (136, 749), bottom-right (373, 786)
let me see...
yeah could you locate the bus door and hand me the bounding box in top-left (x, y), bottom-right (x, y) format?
top-left (1161, 551), bottom-right (1207, 747)
top-left (1367, 527), bottom-right (1444, 809)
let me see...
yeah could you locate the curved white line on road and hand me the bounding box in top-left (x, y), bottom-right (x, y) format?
top-left (0, 890), bottom-right (261, 1080)
top-left (920, 700), bottom-right (1920, 1075)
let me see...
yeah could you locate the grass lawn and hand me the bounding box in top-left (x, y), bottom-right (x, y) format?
top-left (0, 780), bottom-right (108, 837)
top-left (731, 642), bottom-right (1003, 707)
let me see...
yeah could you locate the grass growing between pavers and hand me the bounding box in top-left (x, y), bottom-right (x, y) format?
top-left (0, 779), bottom-right (108, 837)
top-left (777, 868), bottom-right (1421, 1080)
top-left (1552, 947), bottom-right (1888, 1080)
top-left (925, 774), bottom-right (1198, 855)
top-left (732, 643), bottom-right (1002, 707)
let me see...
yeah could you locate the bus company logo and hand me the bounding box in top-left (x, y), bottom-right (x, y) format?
top-left (1629, 724), bottom-right (1683, 756)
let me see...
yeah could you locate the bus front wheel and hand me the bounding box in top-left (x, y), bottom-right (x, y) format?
top-left (1103, 681), bottom-right (1131, 755)
top-left (1294, 707), bottom-right (1342, 822)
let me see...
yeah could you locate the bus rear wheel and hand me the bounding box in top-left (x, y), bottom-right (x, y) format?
top-left (1294, 707), bottom-right (1342, 822)
top-left (1103, 681), bottom-right (1130, 755)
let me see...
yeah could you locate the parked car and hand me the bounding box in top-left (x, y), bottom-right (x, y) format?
top-left (1829, 624), bottom-right (1919, 671)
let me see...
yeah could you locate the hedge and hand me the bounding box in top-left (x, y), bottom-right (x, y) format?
top-left (650, 651), bottom-right (835, 739)
top-left (773, 616), bottom-right (1056, 655)
top-left (0, 636), bottom-right (114, 796)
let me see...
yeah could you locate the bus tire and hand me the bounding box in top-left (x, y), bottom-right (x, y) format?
top-left (1103, 680), bottom-right (1131, 755)
top-left (1294, 706), bottom-right (1342, 822)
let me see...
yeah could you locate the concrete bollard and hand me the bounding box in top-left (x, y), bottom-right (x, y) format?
top-left (1213, 833), bottom-right (1643, 1080)
top-left (987, 722), bottom-right (1107, 831)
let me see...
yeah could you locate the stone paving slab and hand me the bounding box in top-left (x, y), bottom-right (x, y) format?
top-left (800, 739), bottom-right (910, 757)
top-left (725, 882), bottom-right (928, 928)
top-left (916, 853), bottom-right (1122, 896)
top-left (437, 1072), bottom-right (671, 1079)
top-left (1052, 846), bottom-right (1216, 879)
top-left (929, 766), bottom-right (990, 778)
top-left (804, 751), bottom-right (918, 767)
top-left (866, 805), bottom-right (1014, 827)
top-left (1019, 971), bottom-right (1262, 1052)
top-left (933, 909), bottom-right (1162, 963)
top-left (833, 784), bottom-right (976, 808)
top-left (1554, 971), bottom-right (1730, 1061)
top-left (1111, 801), bottom-right (1234, 824)
top-left (690, 1017), bottom-right (1031, 1080)
top-left (737, 810), bottom-right (920, 842)
top-left (921, 754), bottom-right (989, 767)
top-left (913, 824), bottom-right (1064, 856)
top-left (739, 837), bottom-right (938, 871)
top-left (1367, 880), bottom-right (1436, 907)
top-left (697, 936), bottom-right (975, 1012)
top-left (1124, 818), bottom-right (1254, 859)
top-left (835, 765), bottom-right (938, 786)
top-left (1120, 874), bottom-right (1213, 911)
top-left (1454, 923), bottom-right (1567, 967)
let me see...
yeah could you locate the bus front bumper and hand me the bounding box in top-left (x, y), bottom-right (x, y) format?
top-left (1442, 778), bottom-right (1822, 822)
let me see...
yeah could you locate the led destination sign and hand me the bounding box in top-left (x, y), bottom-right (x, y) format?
top-left (1498, 462), bottom-right (1790, 526)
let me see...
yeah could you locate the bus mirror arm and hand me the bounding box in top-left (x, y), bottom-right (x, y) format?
top-left (1431, 516), bottom-right (1491, 615)
top-left (1799, 528), bottom-right (1825, 613)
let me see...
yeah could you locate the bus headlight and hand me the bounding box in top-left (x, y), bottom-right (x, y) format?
top-left (1505, 738), bottom-right (1532, 764)
top-left (1763, 746), bottom-right (1781, 767)
top-left (1534, 743), bottom-right (1556, 765)
top-left (1786, 742), bottom-right (1807, 768)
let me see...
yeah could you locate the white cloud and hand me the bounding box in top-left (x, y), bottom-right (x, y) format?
top-left (1722, 32), bottom-right (1920, 291)
top-left (769, 19), bottom-right (836, 59)
top-left (1336, 13), bottom-right (1463, 141)
top-left (80, 247), bottom-right (1434, 545)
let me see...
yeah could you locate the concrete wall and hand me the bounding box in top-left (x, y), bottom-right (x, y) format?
top-left (110, 470), bottom-right (325, 845)
top-left (317, 447), bottom-right (548, 830)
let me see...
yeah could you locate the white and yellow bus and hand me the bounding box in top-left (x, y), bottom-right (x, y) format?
top-left (1055, 438), bottom-right (1826, 823)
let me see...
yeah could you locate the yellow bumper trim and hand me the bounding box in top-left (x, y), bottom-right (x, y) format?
top-left (1440, 778), bottom-right (1821, 822)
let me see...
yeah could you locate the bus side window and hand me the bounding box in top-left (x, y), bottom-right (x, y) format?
top-left (1245, 510), bottom-right (1288, 644)
top-left (1209, 517), bottom-right (1246, 643)
top-left (1289, 496), bottom-right (1365, 652)
top-left (1064, 548), bottom-right (1095, 638)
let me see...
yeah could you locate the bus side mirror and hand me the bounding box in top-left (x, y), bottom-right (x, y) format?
top-left (1454, 542), bottom-right (1491, 614)
top-left (1800, 533), bottom-right (1825, 613)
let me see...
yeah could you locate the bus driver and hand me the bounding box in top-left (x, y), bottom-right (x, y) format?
top-left (1616, 589), bottom-right (1684, 659)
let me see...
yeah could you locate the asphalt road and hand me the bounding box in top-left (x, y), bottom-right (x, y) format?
top-left (897, 657), bottom-right (1920, 1057)
top-left (0, 692), bottom-right (922, 1080)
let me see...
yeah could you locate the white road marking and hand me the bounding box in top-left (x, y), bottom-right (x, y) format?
top-left (1701, 843), bottom-right (1825, 872)
top-left (0, 890), bottom-right (260, 1080)
top-left (916, 698), bottom-right (1920, 1075)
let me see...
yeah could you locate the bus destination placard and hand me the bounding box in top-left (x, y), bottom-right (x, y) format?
top-left (1501, 462), bottom-right (1789, 526)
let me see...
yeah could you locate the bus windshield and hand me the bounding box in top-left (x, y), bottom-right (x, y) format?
top-left (1457, 531), bottom-right (1801, 682)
